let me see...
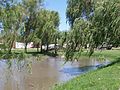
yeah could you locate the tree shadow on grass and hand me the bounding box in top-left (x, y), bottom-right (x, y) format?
top-left (98, 57), bottom-right (120, 69)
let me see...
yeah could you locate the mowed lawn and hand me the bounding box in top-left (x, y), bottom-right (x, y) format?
top-left (53, 49), bottom-right (120, 90)
top-left (92, 49), bottom-right (120, 61)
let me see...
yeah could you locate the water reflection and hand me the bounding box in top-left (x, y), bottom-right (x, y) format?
top-left (0, 57), bottom-right (109, 90)
top-left (61, 66), bottom-right (97, 75)
top-left (0, 59), bottom-right (31, 90)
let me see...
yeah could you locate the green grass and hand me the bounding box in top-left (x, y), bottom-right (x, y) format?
top-left (0, 48), bottom-right (48, 60)
top-left (79, 50), bottom-right (120, 62)
top-left (12, 48), bottom-right (38, 53)
top-left (92, 50), bottom-right (120, 60)
top-left (0, 48), bottom-right (63, 60)
top-left (53, 50), bottom-right (120, 90)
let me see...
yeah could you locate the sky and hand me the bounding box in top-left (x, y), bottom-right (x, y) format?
top-left (44, 0), bottom-right (69, 31)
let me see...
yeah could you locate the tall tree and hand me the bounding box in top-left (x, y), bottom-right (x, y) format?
top-left (65, 0), bottom-right (120, 60)
top-left (91, 0), bottom-right (120, 48)
top-left (22, 0), bottom-right (43, 53)
top-left (1, 2), bottom-right (25, 53)
top-left (36, 9), bottom-right (59, 52)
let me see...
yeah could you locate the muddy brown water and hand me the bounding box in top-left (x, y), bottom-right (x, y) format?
top-left (0, 57), bottom-right (109, 90)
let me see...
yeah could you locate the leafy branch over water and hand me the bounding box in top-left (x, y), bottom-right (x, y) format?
top-left (0, 52), bottom-right (26, 60)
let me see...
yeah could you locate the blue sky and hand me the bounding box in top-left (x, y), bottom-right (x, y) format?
top-left (44, 0), bottom-right (69, 31)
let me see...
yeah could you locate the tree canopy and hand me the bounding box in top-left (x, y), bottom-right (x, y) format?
top-left (65, 0), bottom-right (120, 60)
top-left (0, 0), bottom-right (60, 54)
top-left (66, 0), bottom-right (93, 26)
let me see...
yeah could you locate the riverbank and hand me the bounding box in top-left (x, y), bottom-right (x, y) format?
top-left (0, 48), bottom-right (119, 61)
top-left (0, 48), bottom-right (59, 60)
top-left (82, 49), bottom-right (120, 61)
top-left (53, 50), bottom-right (120, 90)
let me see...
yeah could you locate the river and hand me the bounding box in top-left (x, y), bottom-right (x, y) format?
top-left (0, 57), bottom-right (109, 90)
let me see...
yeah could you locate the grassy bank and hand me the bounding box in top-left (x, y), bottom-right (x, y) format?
top-left (53, 50), bottom-right (120, 90)
top-left (0, 48), bottom-right (52, 60)
top-left (82, 50), bottom-right (120, 61)
top-left (0, 48), bottom-right (64, 60)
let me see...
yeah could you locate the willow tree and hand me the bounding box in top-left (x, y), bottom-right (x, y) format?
top-left (65, 18), bottom-right (92, 60)
top-left (66, 0), bottom-right (94, 60)
top-left (36, 9), bottom-right (59, 53)
top-left (66, 0), bottom-right (93, 27)
top-left (66, 0), bottom-right (120, 60)
top-left (1, 2), bottom-right (25, 53)
top-left (22, 0), bottom-right (43, 53)
top-left (91, 0), bottom-right (120, 48)
top-left (49, 11), bottom-right (59, 54)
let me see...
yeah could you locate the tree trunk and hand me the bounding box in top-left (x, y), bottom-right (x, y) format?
top-left (45, 33), bottom-right (49, 52)
top-left (46, 43), bottom-right (49, 52)
top-left (8, 40), bottom-right (15, 54)
top-left (54, 38), bottom-right (57, 55)
top-left (40, 42), bottom-right (43, 53)
top-left (37, 43), bottom-right (39, 52)
top-left (25, 42), bottom-right (28, 53)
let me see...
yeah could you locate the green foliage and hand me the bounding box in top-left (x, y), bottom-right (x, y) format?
top-left (35, 9), bottom-right (60, 52)
top-left (66, 0), bottom-right (93, 26)
top-left (1, 3), bottom-right (25, 53)
top-left (58, 31), bottom-right (68, 47)
top-left (65, 0), bottom-right (120, 60)
top-left (0, 0), bottom-right (60, 54)
top-left (65, 18), bottom-right (92, 60)
top-left (0, 52), bottom-right (26, 60)
top-left (22, 0), bottom-right (43, 52)
top-left (92, 0), bottom-right (120, 46)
